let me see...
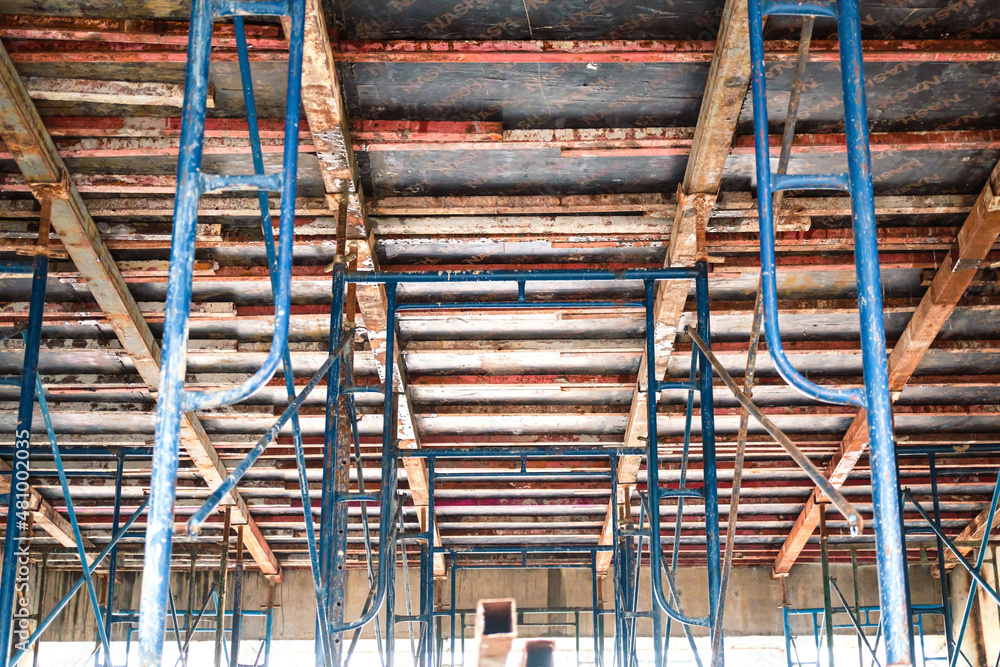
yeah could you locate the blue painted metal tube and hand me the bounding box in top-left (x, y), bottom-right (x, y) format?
top-left (185, 335), bottom-right (352, 536)
top-left (771, 172), bottom-right (850, 192)
top-left (346, 268), bottom-right (700, 283)
top-left (233, 19), bottom-right (328, 665)
top-left (0, 252), bottom-right (46, 664)
top-left (660, 489), bottom-right (704, 499)
top-left (102, 450), bottom-right (125, 666)
top-left (929, 456), bottom-right (955, 663)
top-left (315, 261), bottom-right (346, 667)
top-left (138, 0), bottom-right (214, 657)
top-left (746, 0), bottom-right (865, 410)
top-left (762, 0), bottom-right (836, 16)
top-left (212, 0), bottom-right (289, 15)
top-left (7, 495), bottom-right (150, 667)
top-left (643, 278), bottom-right (710, 629)
top-left (141, 0), bottom-right (305, 660)
top-left (835, 0), bottom-right (911, 662)
top-left (696, 262), bottom-right (723, 663)
top-left (0, 378), bottom-right (20, 387)
top-left (325, 285), bottom-right (399, 635)
top-left (657, 381), bottom-right (696, 391)
top-left (263, 596), bottom-right (274, 667)
top-left (318, 259), bottom-right (343, 663)
top-left (34, 374), bottom-right (114, 666)
top-left (591, 554), bottom-right (601, 667)
top-left (200, 173), bottom-right (282, 193)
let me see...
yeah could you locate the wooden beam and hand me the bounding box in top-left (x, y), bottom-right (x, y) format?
top-left (0, 39), bottom-right (279, 577)
top-left (772, 160), bottom-right (1000, 576)
top-left (596, 0), bottom-right (750, 574)
top-left (293, 0), bottom-right (445, 577)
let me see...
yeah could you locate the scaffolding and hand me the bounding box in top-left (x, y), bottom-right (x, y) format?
top-left (0, 0), bottom-right (964, 665)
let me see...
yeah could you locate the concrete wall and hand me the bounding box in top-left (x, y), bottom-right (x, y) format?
top-left (24, 562), bottom-right (943, 643)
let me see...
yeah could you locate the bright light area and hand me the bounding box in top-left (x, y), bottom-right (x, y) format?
top-left (26, 634), bottom-right (951, 666)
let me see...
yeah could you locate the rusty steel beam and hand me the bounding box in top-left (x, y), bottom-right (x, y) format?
top-left (291, 0), bottom-right (445, 577)
top-left (772, 160), bottom-right (1000, 576)
top-left (2, 25), bottom-right (999, 64)
top-left (596, 0), bottom-right (751, 574)
top-left (0, 39), bottom-right (279, 576)
top-left (7, 117), bottom-right (1000, 158)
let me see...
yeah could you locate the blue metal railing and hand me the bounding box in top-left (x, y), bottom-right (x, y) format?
top-left (747, 0), bottom-right (910, 663)
top-left (138, 0), bottom-right (305, 662)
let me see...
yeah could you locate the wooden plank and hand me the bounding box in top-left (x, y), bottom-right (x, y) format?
top-left (293, 0), bottom-right (445, 577)
top-left (0, 39), bottom-right (279, 577)
top-left (596, 0), bottom-right (750, 574)
top-left (772, 161), bottom-right (1000, 575)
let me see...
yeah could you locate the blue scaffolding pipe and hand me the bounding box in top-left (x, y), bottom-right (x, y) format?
top-left (138, 0), bottom-right (305, 661)
top-left (747, 0), bottom-right (909, 661)
top-left (33, 371), bottom-right (113, 666)
top-left (0, 252), bottom-right (46, 664)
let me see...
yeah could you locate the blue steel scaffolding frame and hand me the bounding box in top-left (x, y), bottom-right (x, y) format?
top-left (121, 1), bottom-right (919, 666)
top-left (747, 0), bottom-right (910, 663)
top-left (142, 251), bottom-right (720, 667)
top-left (0, 254), bottom-right (47, 664)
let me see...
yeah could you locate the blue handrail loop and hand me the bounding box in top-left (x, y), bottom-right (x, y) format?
top-left (747, 0), bottom-right (911, 664)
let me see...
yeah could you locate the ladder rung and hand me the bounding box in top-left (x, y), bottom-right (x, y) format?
top-left (212, 0), bottom-right (290, 17)
top-left (771, 172), bottom-right (850, 193)
top-left (201, 173), bottom-right (283, 193)
top-left (762, 0), bottom-right (836, 18)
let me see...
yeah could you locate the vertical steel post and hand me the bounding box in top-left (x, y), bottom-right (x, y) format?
top-left (329, 274), bottom-right (351, 664)
top-left (138, 0), bottom-right (212, 659)
top-left (319, 262), bottom-right (345, 664)
top-left (229, 526), bottom-right (245, 667)
top-left (102, 451), bottom-right (125, 666)
top-left (0, 248), bottom-right (47, 662)
top-left (386, 534), bottom-right (397, 667)
top-left (929, 455), bottom-right (954, 663)
top-left (450, 557), bottom-right (457, 667)
top-left (263, 581), bottom-right (275, 667)
top-left (592, 552), bottom-right (601, 667)
top-left (851, 548), bottom-right (863, 667)
top-left (835, 0), bottom-right (910, 660)
top-left (695, 262), bottom-right (722, 660)
top-left (746, 0), bottom-right (909, 660)
top-left (424, 458), bottom-right (438, 667)
top-left (215, 507), bottom-right (232, 667)
top-left (819, 508), bottom-right (834, 667)
top-left (30, 553), bottom-right (48, 667)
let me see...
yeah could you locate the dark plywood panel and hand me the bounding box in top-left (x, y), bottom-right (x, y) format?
top-left (2, 0), bottom-right (997, 41)
top-left (326, 0), bottom-right (725, 41)
top-left (363, 149), bottom-right (688, 196)
top-left (741, 60), bottom-right (1000, 134)
top-left (723, 147), bottom-right (1000, 196)
top-left (340, 61), bottom-right (709, 128)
